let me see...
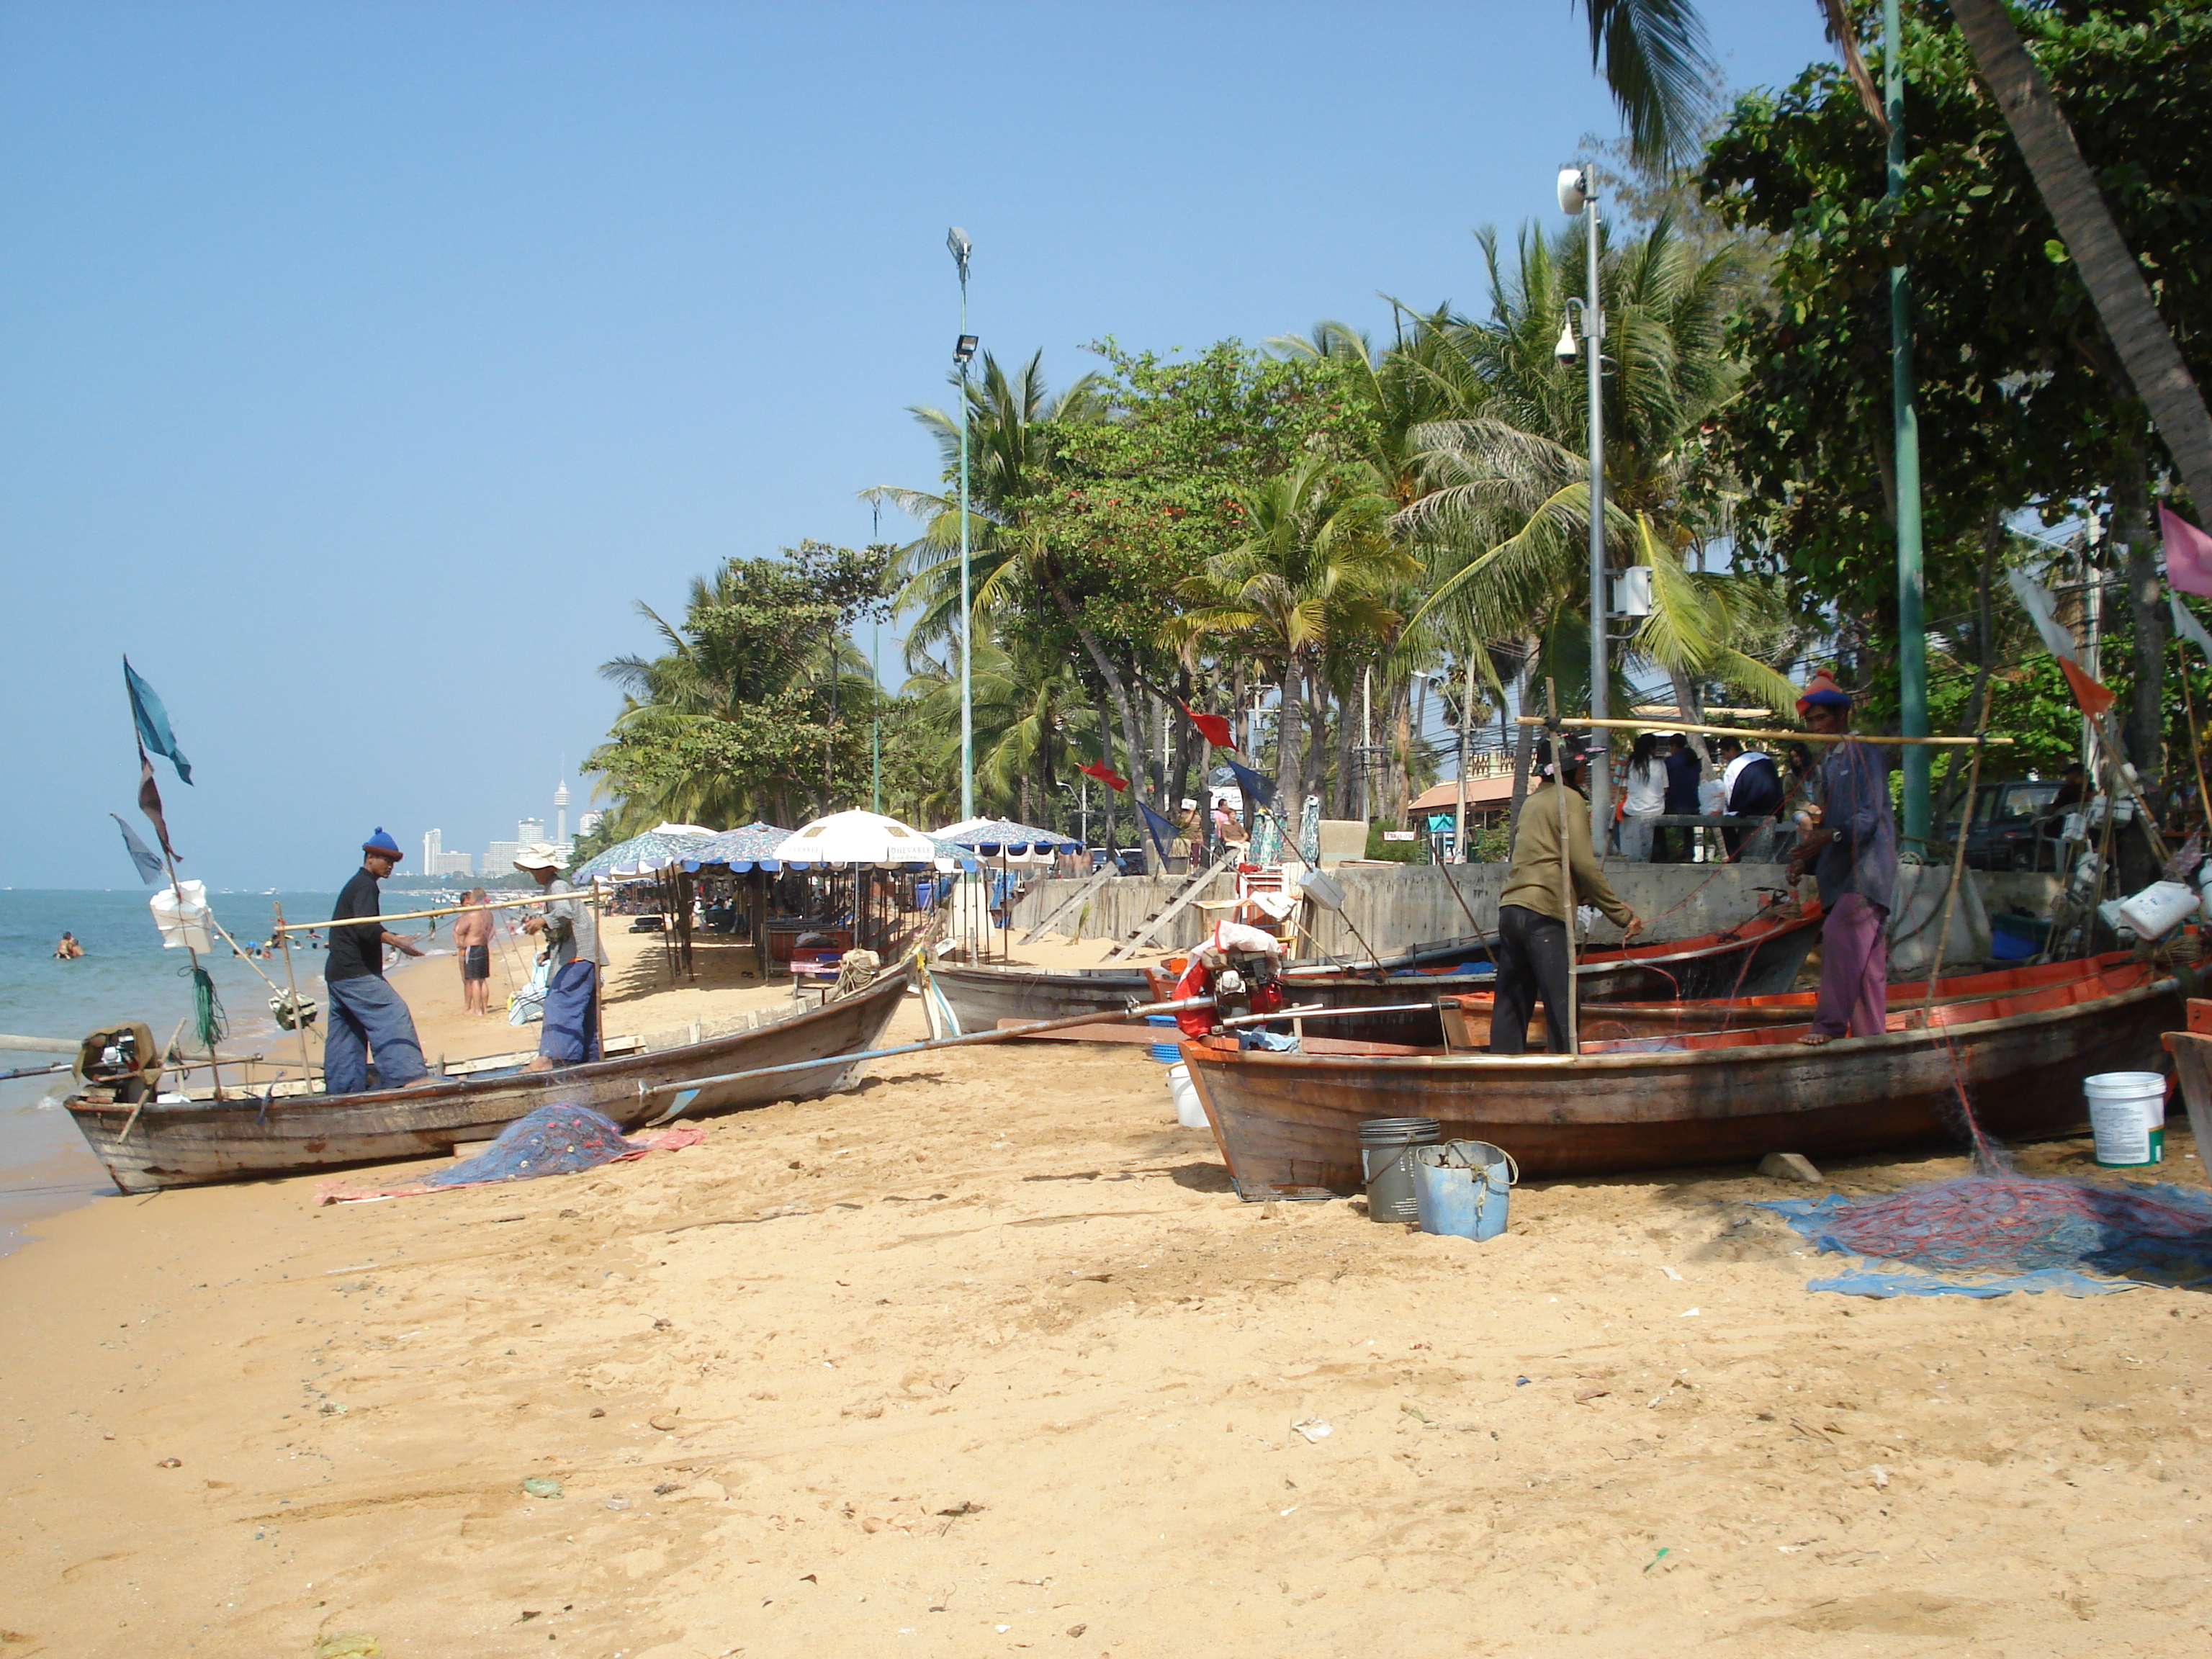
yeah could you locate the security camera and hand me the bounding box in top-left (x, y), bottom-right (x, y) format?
top-left (1557, 166), bottom-right (1590, 215)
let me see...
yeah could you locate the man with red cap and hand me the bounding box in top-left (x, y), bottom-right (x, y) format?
top-left (323, 827), bottom-right (431, 1092)
top-left (1786, 673), bottom-right (1898, 1044)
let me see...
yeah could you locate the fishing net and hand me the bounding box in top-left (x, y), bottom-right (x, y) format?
top-left (421, 1103), bottom-right (637, 1188)
top-left (1768, 1176), bottom-right (2212, 1295)
top-left (188, 964), bottom-right (226, 1049)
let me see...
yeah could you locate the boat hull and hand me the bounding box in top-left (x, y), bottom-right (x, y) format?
top-left (1269, 904), bottom-right (1822, 1046)
top-left (1184, 972), bottom-right (2179, 1192)
top-left (66, 968), bottom-right (912, 1194)
top-left (931, 964), bottom-right (1151, 1032)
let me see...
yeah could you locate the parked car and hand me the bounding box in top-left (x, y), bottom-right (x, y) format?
top-left (1960, 779), bottom-right (2065, 870)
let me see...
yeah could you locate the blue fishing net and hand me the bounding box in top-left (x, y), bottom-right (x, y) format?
top-left (1764, 1177), bottom-right (2212, 1297)
top-left (422, 1102), bottom-right (635, 1187)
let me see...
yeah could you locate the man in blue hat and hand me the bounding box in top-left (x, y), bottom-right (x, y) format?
top-left (323, 828), bottom-right (431, 1093)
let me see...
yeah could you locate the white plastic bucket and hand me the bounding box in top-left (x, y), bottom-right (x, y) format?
top-left (2085, 1070), bottom-right (2167, 1167)
top-left (2117, 881), bottom-right (2198, 942)
top-left (1166, 1064), bottom-right (1208, 1129)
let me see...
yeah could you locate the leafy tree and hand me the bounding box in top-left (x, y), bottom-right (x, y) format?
top-left (586, 543), bottom-right (890, 830)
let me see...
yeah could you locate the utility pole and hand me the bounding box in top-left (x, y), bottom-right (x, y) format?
top-left (1558, 164), bottom-right (1611, 846)
top-left (949, 227), bottom-right (976, 822)
top-left (1887, 0), bottom-right (1931, 845)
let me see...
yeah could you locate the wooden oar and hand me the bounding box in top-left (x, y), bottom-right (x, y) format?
top-left (642, 994), bottom-right (1218, 1125)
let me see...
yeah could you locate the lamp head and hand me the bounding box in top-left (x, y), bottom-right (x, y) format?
top-left (953, 333), bottom-right (978, 366)
top-left (1554, 318), bottom-right (1579, 361)
top-left (946, 226), bottom-right (972, 284)
top-left (1557, 166), bottom-right (1591, 215)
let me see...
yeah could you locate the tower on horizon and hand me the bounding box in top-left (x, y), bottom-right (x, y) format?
top-left (554, 780), bottom-right (570, 851)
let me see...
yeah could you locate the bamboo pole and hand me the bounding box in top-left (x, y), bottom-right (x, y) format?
top-left (1514, 714), bottom-right (2008, 748)
top-left (271, 901), bottom-right (318, 1089)
top-left (276, 889), bottom-right (603, 932)
top-left (642, 992), bottom-right (1220, 1124)
top-left (1545, 680), bottom-right (1579, 1058)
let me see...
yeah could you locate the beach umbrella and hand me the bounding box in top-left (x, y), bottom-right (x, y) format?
top-left (934, 817), bottom-right (1082, 863)
top-left (773, 810), bottom-right (951, 869)
top-left (679, 821), bottom-right (792, 873)
top-left (570, 823), bottom-right (718, 884)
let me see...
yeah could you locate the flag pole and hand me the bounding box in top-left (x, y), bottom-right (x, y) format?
top-left (148, 772), bottom-right (225, 1102)
top-left (272, 901), bottom-right (320, 1091)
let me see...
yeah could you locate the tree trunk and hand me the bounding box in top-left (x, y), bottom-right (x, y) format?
top-left (2113, 441), bottom-right (2165, 793)
top-left (1506, 650), bottom-right (1536, 842)
top-left (1334, 679), bottom-right (1359, 819)
top-left (1277, 653), bottom-right (1305, 815)
top-left (1389, 675), bottom-right (1413, 824)
top-left (1089, 678), bottom-right (1120, 854)
top-left (1038, 556), bottom-right (1143, 848)
top-left (1948, 0), bottom-right (2212, 518)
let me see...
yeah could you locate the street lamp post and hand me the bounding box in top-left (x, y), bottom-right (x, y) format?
top-left (948, 227), bottom-right (977, 823)
top-left (1558, 165), bottom-right (1610, 848)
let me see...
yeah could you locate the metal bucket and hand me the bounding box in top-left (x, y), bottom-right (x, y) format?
top-left (1359, 1117), bottom-right (1442, 1223)
top-left (1411, 1141), bottom-right (1517, 1241)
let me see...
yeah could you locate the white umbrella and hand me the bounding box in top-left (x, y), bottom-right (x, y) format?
top-left (773, 810), bottom-right (939, 868)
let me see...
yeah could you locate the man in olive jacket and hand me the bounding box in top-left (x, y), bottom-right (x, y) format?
top-left (1490, 740), bottom-right (1645, 1055)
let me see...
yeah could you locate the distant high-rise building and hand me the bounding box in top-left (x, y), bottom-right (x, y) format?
top-left (420, 829), bottom-right (473, 877)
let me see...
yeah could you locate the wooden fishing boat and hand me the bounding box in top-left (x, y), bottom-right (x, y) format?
top-left (65, 965), bottom-right (913, 1195)
top-left (927, 934), bottom-right (1493, 1033)
top-left (938, 904), bottom-right (1820, 1046)
top-left (2159, 998), bottom-right (2212, 1152)
top-left (1182, 961), bottom-right (2180, 1192)
top-left (1442, 950), bottom-right (2137, 1045)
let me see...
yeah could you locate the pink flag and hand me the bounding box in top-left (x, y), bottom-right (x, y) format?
top-left (2162, 506), bottom-right (2212, 598)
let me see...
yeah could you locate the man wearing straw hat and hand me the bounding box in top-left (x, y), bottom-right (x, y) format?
top-left (515, 842), bottom-right (606, 1071)
top-left (1786, 670), bottom-right (1899, 1045)
top-left (323, 827), bottom-right (431, 1093)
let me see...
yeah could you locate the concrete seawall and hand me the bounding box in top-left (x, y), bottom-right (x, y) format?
top-left (1006, 861), bottom-right (1802, 956)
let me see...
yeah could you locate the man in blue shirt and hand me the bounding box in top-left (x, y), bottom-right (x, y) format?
top-left (1657, 734), bottom-right (1702, 862)
top-left (323, 828), bottom-right (430, 1092)
top-left (1785, 673), bottom-right (1899, 1044)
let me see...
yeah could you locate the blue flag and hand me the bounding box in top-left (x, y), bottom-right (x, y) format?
top-left (110, 812), bottom-right (165, 884)
top-left (1135, 799), bottom-right (1180, 864)
top-left (1223, 757), bottom-right (1274, 809)
top-left (124, 657), bottom-right (192, 784)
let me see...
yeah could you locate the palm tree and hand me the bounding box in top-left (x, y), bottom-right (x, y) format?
top-left (1577, 0), bottom-right (2212, 521)
top-left (1166, 455), bottom-right (1415, 811)
top-left (862, 351), bottom-right (1155, 815)
top-left (1393, 214), bottom-right (1794, 821)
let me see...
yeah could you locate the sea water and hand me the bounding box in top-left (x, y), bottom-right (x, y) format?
top-left (0, 887), bottom-right (446, 1248)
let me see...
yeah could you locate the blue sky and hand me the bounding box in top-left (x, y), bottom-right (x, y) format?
top-left (1, 1), bottom-right (1833, 889)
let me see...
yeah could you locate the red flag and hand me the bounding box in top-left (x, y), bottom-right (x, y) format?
top-left (1077, 760), bottom-right (1130, 793)
top-left (2163, 506), bottom-right (2212, 598)
top-left (1179, 703), bottom-right (1234, 749)
top-left (138, 750), bottom-right (179, 860)
top-left (2057, 657), bottom-right (2116, 719)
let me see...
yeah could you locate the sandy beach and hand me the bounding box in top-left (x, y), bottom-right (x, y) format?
top-left (4, 927), bottom-right (2212, 1656)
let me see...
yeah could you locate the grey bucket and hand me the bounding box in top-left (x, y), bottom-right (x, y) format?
top-left (1359, 1117), bottom-right (1442, 1223)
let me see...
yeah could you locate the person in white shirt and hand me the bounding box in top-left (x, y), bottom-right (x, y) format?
top-left (1619, 732), bottom-right (1667, 860)
top-left (515, 843), bottom-right (608, 1070)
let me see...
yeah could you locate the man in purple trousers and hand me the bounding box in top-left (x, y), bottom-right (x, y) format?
top-left (1786, 670), bottom-right (1899, 1045)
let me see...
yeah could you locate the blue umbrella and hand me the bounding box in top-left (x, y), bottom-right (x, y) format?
top-left (680, 821), bottom-right (792, 873)
top-left (570, 825), bottom-right (716, 884)
top-left (937, 817), bottom-right (1082, 858)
